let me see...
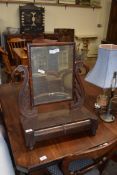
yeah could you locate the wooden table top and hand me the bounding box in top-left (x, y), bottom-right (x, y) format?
top-left (0, 81), bottom-right (117, 173)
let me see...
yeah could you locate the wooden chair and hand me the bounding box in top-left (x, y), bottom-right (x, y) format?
top-left (7, 37), bottom-right (27, 65)
top-left (0, 47), bottom-right (20, 82)
top-left (47, 138), bottom-right (117, 175)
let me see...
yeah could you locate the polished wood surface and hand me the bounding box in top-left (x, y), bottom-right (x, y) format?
top-left (0, 80), bottom-right (117, 174)
top-left (13, 48), bottom-right (28, 66)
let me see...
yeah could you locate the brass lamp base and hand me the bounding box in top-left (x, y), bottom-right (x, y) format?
top-left (100, 113), bottom-right (115, 123)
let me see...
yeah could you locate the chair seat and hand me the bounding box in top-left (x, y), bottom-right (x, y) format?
top-left (69, 159), bottom-right (94, 172)
top-left (47, 164), bottom-right (63, 175)
top-left (47, 159), bottom-right (100, 175)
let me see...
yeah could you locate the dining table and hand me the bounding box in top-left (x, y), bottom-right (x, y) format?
top-left (0, 79), bottom-right (117, 174)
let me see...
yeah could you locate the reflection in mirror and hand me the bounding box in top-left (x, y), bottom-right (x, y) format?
top-left (28, 43), bottom-right (74, 106)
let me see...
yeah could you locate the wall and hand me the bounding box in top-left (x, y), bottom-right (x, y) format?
top-left (0, 0), bottom-right (112, 56)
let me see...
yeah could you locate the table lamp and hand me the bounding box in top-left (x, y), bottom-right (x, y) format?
top-left (85, 44), bottom-right (117, 122)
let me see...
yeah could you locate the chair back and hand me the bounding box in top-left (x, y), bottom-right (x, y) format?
top-left (61, 138), bottom-right (117, 175)
top-left (7, 37), bottom-right (27, 61)
top-left (0, 47), bottom-right (12, 74)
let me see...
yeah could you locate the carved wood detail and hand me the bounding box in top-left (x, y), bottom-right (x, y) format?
top-left (11, 65), bottom-right (38, 118)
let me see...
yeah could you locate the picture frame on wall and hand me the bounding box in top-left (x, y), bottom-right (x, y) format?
top-left (35, 0), bottom-right (57, 3)
top-left (90, 0), bottom-right (101, 6)
top-left (79, 0), bottom-right (90, 5)
top-left (19, 0), bottom-right (33, 2)
top-left (59, 0), bottom-right (76, 4)
top-left (1, 0), bottom-right (33, 2)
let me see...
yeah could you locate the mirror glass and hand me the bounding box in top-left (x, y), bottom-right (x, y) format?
top-left (28, 43), bottom-right (74, 106)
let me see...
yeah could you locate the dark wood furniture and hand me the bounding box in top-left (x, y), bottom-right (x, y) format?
top-left (5, 33), bottom-right (57, 42)
top-left (5, 33), bottom-right (44, 42)
top-left (54, 28), bottom-right (74, 42)
top-left (0, 79), bottom-right (117, 174)
top-left (12, 42), bottom-right (98, 149)
top-left (105, 0), bottom-right (117, 44)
